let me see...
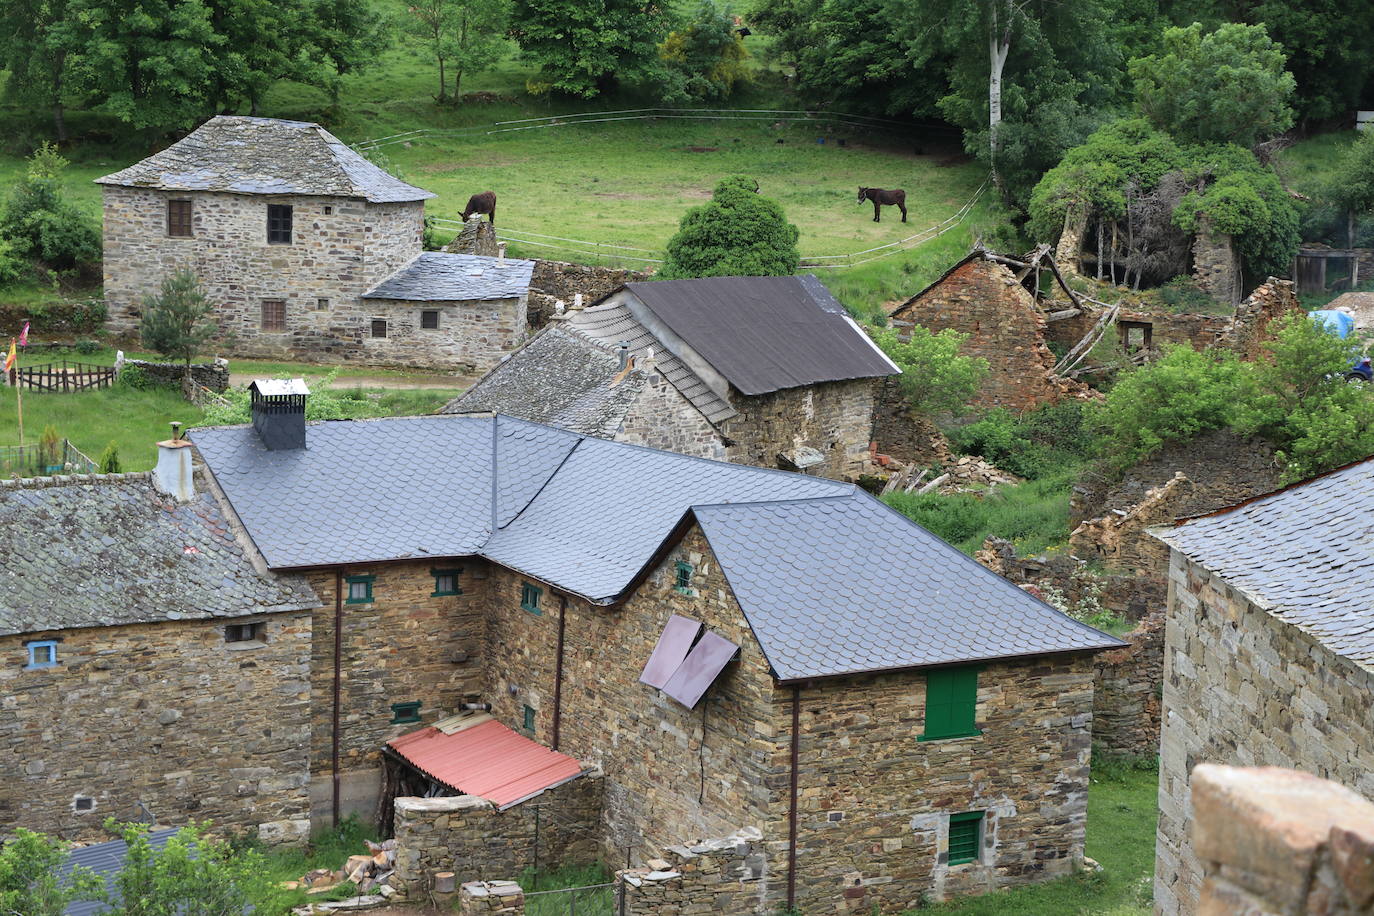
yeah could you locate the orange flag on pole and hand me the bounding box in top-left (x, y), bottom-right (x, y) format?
top-left (3, 338), bottom-right (14, 373)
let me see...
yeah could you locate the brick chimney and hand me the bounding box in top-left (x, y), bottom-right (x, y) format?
top-left (249, 379), bottom-right (309, 451)
top-left (153, 421), bottom-right (195, 502)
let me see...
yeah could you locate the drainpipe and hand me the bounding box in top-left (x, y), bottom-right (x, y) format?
top-left (552, 595), bottom-right (567, 750)
top-left (332, 569), bottom-right (343, 828)
top-left (787, 684), bottom-right (802, 910)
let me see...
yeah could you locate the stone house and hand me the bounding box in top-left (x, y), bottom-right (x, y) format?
top-left (1149, 458), bottom-right (1374, 916)
top-left (182, 395), bottom-right (1125, 913)
top-left (443, 274), bottom-right (899, 480)
top-left (97, 115), bottom-right (534, 372)
top-left (0, 451), bottom-right (319, 843)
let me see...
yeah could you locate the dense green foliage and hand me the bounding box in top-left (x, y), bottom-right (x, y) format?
top-left (0, 828), bottom-right (104, 915)
top-left (950, 402), bottom-right (1094, 480)
top-left (509, 0), bottom-right (669, 96)
top-left (1324, 129), bottom-right (1374, 233)
top-left (883, 469), bottom-right (1077, 556)
top-left (0, 143), bottom-right (100, 277)
top-left (1129, 22), bottom-right (1294, 147)
top-left (874, 325), bottom-right (987, 417)
top-left (405, 0), bottom-right (508, 102)
top-left (139, 268), bottom-right (219, 371)
top-left (105, 820), bottom-right (274, 916)
top-left (658, 0), bottom-right (749, 104)
top-left (659, 175), bottom-right (800, 278)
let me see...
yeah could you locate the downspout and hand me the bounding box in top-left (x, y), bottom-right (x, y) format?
top-left (552, 595), bottom-right (567, 750)
top-left (332, 569), bottom-right (343, 828)
top-left (786, 684), bottom-right (801, 910)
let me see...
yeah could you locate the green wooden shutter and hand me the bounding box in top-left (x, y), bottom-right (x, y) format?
top-left (920, 666), bottom-right (981, 741)
top-left (947, 811), bottom-right (984, 865)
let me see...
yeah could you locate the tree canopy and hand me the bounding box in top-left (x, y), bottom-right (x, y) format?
top-left (873, 325), bottom-right (988, 417)
top-left (659, 176), bottom-right (800, 278)
top-left (658, 0), bottom-right (749, 103)
top-left (509, 0), bottom-right (669, 97)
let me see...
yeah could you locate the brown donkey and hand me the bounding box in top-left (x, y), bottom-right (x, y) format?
top-left (462, 190), bottom-right (497, 225)
top-left (858, 187), bottom-right (907, 223)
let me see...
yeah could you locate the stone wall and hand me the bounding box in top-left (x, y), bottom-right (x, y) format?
top-left (527, 260), bottom-right (648, 328)
top-left (1114, 308), bottom-right (1231, 353)
top-left (1189, 764), bottom-right (1374, 916)
top-left (868, 379), bottom-right (954, 468)
top-left (890, 257), bottom-right (1092, 411)
top-left (443, 216), bottom-right (499, 257)
top-left (616, 370), bottom-right (727, 461)
top-left (975, 537), bottom-right (1163, 623)
top-left (459, 880), bottom-right (526, 913)
top-left (1069, 472), bottom-right (1191, 578)
top-left (618, 827), bottom-right (770, 915)
top-left (1155, 550), bottom-right (1374, 916)
top-left (1192, 217), bottom-right (1242, 306)
top-left (722, 378), bottom-right (877, 480)
top-left (117, 355), bottom-right (230, 392)
top-left (1222, 277), bottom-right (1301, 361)
top-left (1090, 609), bottom-right (1164, 758)
top-left (0, 613), bottom-right (313, 842)
top-left (356, 295), bottom-right (527, 372)
top-left (392, 772), bottom-right (605, 892)
top-left (303, 561), bottom-right (489, 824)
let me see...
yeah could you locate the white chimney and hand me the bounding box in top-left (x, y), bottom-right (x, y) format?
top-left (573, 293), bottom-right (583, 310)
top-left (153, 421), bottom-right (195, 502)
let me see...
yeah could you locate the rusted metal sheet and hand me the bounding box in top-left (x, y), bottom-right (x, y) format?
top-left (387, 718), bottom-right (583, 809)
top-left (639, 614), bottom-right (703, 689)
top-left (662, 630), bottom-right (739, 708)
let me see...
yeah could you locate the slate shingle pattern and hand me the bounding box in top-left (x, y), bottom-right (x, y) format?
top-left (1154, 458), bottom-right (1374, 670)
top-left (63, 828), bottom-right (183, 916)
top-left (193, 415), bottom-right (1123, 677)
top-left (95, 116), bottom-right (435, 203)
top-left (362, 252), bottom-right (536, 302)
top-left (0, 474), bottom-right (317, 637)
top-left (441, 325), bottom-right (651, 438)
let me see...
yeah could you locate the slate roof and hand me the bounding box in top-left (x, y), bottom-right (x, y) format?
top-left (0, 474), bottom-right (319, 638)
top-left (1153, 457), bottom-right (1374, 671)
top-left (363, 252), bottom-right (536, 302)
top-left (63, 828), bottom-right (185, 916)
top-left (624, 275), bottom-right (899, 396)
top-left (444, 325), bottom-right (652, 439)
top-left (192, 415), bottom-right (1123, 679)
top-left (95, 115), bottom-right (434, 203)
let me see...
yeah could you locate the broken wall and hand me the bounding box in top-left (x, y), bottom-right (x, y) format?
top-left (618, 828), bottom-right (770, 915)
top-left (527, 261), bottom-right (648, 328)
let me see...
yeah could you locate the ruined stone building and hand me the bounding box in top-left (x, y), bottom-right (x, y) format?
top-left (0, 457), bottom-right (319, 843)
top-left (98, 116), bottom-right (534, 372)
top-left (444, 275), bottom-right (900, 480)
top-left (1149, 459), bottom-right (1374, 916)
top-left (79, 391), bottom-right (1128, 914)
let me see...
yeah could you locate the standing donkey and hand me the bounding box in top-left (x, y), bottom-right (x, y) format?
top-left (462, 190), bottom-right (497, 226)
top-left (858, 187), bottom-right (907, 223)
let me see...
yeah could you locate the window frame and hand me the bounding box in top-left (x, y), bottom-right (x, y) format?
top-left (674, 560), bottom-right (694, 593)
top-left (370, 318), bottom-right (388, 339)
top-left (267, 203), bottom-right (293, 245)
top-left (520, 582), bottom-right (543, 615)
top-left (345, 574), bottom-right (376, 605)
top-left (919, 665), bottom-right (982, 742)
top-left (261, 299), bottom-right (287, 332)
top-left (224, 621), bottom-right (266, 645)
top-left (522, 704), bottom-right (536, 732)
top-left (431, 567), bottom-right (463, 597)
top-left (24, 639), bottom-right (58, 670)
top-left (947, 811), bottom-right (984, 866)
top-left (167, 199), bottom-right (193, 238)
top-left (390, 700), bottom-right (422, 725)
top-left (316, 298), bottom-right (330, 311)
top-left (420, 310), bottom-right (440, 330)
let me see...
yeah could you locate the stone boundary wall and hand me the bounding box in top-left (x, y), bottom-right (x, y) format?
top-left (116, 354), bottom-right (230, 392)
top-left (392, 771), bottom-right (604, 894)
top-left (617, 827), bottom-right (770, 915)
top-left (459, 880), bottom-right (526, 914)
top-left (1191, 764), bottom-right (1374, 915)
top-left (1090, 609), bottom-right (1164, 758)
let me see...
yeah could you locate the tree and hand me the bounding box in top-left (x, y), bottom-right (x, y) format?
top-left (1129, 22), bottom-right (1295, 148)
top-left (0, 829), bottom-right (104, 916)
top-left (0, 0), bottom-right (77, 139)
top-left (1324, 130), bottom-right (1374, 248)
top-left (0, 142), bottom-right (101, 274)
top-left (873, 325), bottom-right (988, 416)
top-left (304, 0), bottom-right (394, 106)
top-left (659, 176), bottom-right (800, 278)
top-left (104, 821), bottom-right (274, 916)
top-left (140, 269), bottom-right (219, 376)
top-left (405, 0), bottom-right (507, 102)
top-left (508, 0), bottom-right (669, 97)
top-left (658, 0), bottom-right (749, 103)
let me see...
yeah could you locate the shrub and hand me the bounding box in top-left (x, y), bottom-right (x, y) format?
top-left (0, 828), bottom-right (104, 915)
top-left (140, 269), bottom-right (219, 374)
top-left (659, 176), bottom-right (799, 278)
top-left (873, 325), bottom-right (987, 418)
top-left (0, 237), bottom-right (26, 285)
top-left (0, 143), bottom-right (101, 273)
top-left (103, 820), bottom-right (278, 916)
top-left (949, 403), bottom-right (1093, 479)
top-left (200, 371), bottom-right (389, 426)
top-left (116, 364), bottom-right (154, 390)
top-left (75, 338), bottom-right (101, 354)
top-left (99, 441), bottom-right (122, 474)
top-left (658, 0), bottom-right (749, 103)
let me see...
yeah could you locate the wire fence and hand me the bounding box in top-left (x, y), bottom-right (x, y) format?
top-left (0, 439), bottom-right (98, 477)
top-left (524, 882), bottom-right (621, 916)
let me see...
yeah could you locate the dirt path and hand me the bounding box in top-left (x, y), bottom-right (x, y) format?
top-left (228, 372), bottom-right (477, 391)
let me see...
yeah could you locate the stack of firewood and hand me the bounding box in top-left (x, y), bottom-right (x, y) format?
top-left (282, 839), bottom-right (398, 896)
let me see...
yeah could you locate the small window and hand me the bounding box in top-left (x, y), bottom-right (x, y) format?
top-left (316, 298), bottom-right (330, 311)
top-left (262, 299), bottom-right (286, 331)
top-left (371, 318), bottom-right (388, 339)
top-left (73, 796), bottom-right (95, 813)
top-left (520, 582), bottom-right (542, 615)
top-left (267, 204), bottom-right (293, 244)
top-left (674, 561), bottom-right (694, 593)
top-left (224, 622), bottom-right (265, 644)
top-left (920, 666), bottom-right (981, 741)
top-left (421, 310), bottom-right (440, 330)
top-left (323, 205), bottom-right (333, 215)
top-left (523, 704), bottom-right (536, 731)
top-left (167, 199), bottom-right (192, 238)
top-left (431, 568), bottom-right (462, 597)
top-left (390, 701), bottom-right (422, 724)
top-left (948, 811), bottom-right (984, 865)
top-left (345, 574), bottom-right (375, 605)
top-left (25, 640), bottom-right (58, 670)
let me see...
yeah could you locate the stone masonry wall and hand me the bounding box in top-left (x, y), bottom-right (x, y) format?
top-left (392, 772), bottom-right (605, 892)
top-left (1192, 217), bottom-right (1242, 307)
top-left (118, 356), bottom-right (230, 392)
top-left (890, 258), bottom-right (1092, 411)
top-left (1090, 609), bottom-right (1164, 758)
top-left (304, 560), bottom-right (488, 823)
top-left (459, 880), bottom-right (526, 913)
top-left (870, 379), bottom-right (954, 468)
top-left (616, 371), bottom-right (727, 461)
top-left (722, 378), bottom-right (877, 480)
top-left (1155, 550), bottom-right (1374, 916)
top-left (1069, 472), bottom-right (1191, 578)
top-left (1189, 764), bottom-right (1374, 916)
top-left (357, 296), bottom-right (527, 372)
top-left (774, 655), bottom-right (1097, 913)
top-left (618, 827), bottom-right (770, 915)
top-left (0, 613), bottom-right (313, 843)
top-left (526, 260), bottom-right (647, 328)
top-left (1221, 277), bottom-right (1301, 361)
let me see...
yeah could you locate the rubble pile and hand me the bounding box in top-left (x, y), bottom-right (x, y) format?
top-left (287, 839), bottom-right (400, 915)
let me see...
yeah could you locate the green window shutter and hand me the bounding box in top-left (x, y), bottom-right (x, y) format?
top-left (390, 701), bottom-right (422, 724)
top-left (345, 574), bottom-right (375, 605)
top-left (523, 704), bottom-right (536, 731)
top-left (947, 811), bottom-right (984, 865)
top-left (431, 568), bottom-right (462, 597)
top-left (520, 582), bottom-right (543, 614)
top-left (920, 666), bottom-right (981, 741)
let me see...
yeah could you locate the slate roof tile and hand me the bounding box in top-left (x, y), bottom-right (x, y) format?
top-left (363, 252), bottom-right (536, 302)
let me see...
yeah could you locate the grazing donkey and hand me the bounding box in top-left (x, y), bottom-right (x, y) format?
top-left (858, 187), bottom-right (907, 223)
top-left (462, 190), bottom-right (497, 225)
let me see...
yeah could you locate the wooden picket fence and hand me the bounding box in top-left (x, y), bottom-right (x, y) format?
top-left (9, 359), bottom-right (116, 392)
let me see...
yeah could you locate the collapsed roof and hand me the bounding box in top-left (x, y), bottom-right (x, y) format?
top-left (191, 415), bottom-right (1121, 681)
top-left (96, 116), bottom-right (435, 204)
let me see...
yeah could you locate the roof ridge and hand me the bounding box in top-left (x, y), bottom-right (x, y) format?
top-left (0, 471), bottom-right (152, 491)
top-left (689, 492), bottom-right (858, 512)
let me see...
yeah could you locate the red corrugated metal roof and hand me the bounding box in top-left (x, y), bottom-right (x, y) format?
top-left (387, 718), bottom-right (584, 809)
